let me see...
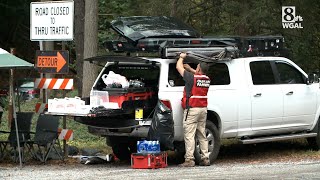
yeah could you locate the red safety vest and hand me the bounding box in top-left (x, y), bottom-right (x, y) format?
top-left (181, 74), bottom-right (210, 109)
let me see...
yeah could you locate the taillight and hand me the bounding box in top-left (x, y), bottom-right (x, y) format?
top-left (191, 40), bottom-right (201, 44)
top-left (160, 99), bottom-right (172, 110)
top-left (27, 90), bottom-right (37, 95)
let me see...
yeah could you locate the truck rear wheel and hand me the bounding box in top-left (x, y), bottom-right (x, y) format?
top-left (107, 136), bottom-right (137, 161)
top-left (194, 120), bottom-right (220, 164)
top-left (307, 119), bottom-right (320, 150)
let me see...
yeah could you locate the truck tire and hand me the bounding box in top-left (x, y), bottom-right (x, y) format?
top-left (107, 136), bottom-right (137, 161)
top-left (307, 119), bottom-right (320, 151)
top-left (194, 120), bottom-right (220, 164)
top-left (173, 141), bottom-right (186, 164)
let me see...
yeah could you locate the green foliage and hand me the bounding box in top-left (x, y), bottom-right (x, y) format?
top-left (0, 0), bottom-right (319, 74)
top-left (96, 0), bottom-right (320, 73)
top-left (0, 97), bottom-right (7, 110)
top-left (0, 94), bottom-right (23, 111)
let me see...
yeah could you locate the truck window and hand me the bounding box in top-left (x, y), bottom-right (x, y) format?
top-left (168, 63), bottom-right (192, 86)
top-left (207, 63), bottom-right (230, 85)
top-left (168, 62), bottom-right (230, 86)
top-left (250, 61), bottom-right (275, 85)
top-left (275, 61), bottom-right (304, 84)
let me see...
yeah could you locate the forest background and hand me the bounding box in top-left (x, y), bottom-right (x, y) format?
top-left (0, 0), bottom-right (319, 93)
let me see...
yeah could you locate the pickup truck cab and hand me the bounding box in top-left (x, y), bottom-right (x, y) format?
top-left (76, 16), bottom-right (320, 163)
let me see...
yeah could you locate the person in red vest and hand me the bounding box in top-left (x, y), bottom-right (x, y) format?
top-left (176, 52), bottom-right (211, 167)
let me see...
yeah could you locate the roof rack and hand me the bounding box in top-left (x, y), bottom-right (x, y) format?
top-left (160, 45), bottom-right (238, 58)
top-left (104, 37), bottom-right (238, 62)
top-left (103, 36), bottom-right (289, 61)
top-left (104, 37), bottom-right (235, 53)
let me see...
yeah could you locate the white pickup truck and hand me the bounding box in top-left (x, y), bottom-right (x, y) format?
top-left (77, 54), bottom-right (320, 163)
top-left (72, 16), bottom-right (320, 163)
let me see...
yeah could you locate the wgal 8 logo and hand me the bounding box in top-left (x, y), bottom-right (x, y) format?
top-left (282, 6), bottom-right (303, 29)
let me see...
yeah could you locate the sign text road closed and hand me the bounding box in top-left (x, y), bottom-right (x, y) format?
top-left (30, 1), bottom-right (74, 41)
top-left (36, 50), bottom-right (69, 74)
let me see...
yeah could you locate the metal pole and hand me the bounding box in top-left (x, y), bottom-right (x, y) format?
top-left (39, 41), bottom-right (47, 104)
top-left (8, 68), bottom-right (13, 127)
top-left (62, 41), bottom-right (67, 158)
top-left (12, 84), bottom-right (22, 168)
top-left (10, 48), bottom-right (22, 168)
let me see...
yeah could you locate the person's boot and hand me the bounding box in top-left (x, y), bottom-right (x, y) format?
top-left (178, 159), bottom-right (195, 167)
top-left (199, 158), bottom-right (210, 166)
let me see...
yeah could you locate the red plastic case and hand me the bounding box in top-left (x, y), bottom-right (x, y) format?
top-left (131, 152), bottom-right (168, 169)
top-left (105, 87), bottom-right (155, 108)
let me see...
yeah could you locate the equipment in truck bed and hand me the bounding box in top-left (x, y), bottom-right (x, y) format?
top-left (104, 87), bottom-right (156, 110)
top-left (72, 86), bottom-right (157, 128)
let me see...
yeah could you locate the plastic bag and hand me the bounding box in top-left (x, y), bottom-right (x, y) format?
top-left (102, 71), bottom-right (129, 88)
top-left (147, 101), bottom-right (174, 151)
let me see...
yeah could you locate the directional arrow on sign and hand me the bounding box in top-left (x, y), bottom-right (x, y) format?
top-left (37, 52), bottom-right (66, 72)
top-left (36, 50), bottom-right (69, 74)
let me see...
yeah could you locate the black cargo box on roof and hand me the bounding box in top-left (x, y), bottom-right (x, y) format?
top-left (111, 16), bottom-right (200, 43)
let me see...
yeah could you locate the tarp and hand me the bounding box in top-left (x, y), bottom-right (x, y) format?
top-left (0, 48), bottom-right (34, 69)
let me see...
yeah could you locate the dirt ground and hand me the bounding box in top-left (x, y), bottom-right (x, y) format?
top-left (1, 139), bottom-right (320, 167)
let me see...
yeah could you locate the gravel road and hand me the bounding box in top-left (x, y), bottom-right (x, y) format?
top-left (1, 159), bottom-right (320, 180)
top-left (1, 141), bottom-right (320, 179)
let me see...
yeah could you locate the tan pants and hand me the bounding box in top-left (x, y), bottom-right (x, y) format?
top-left (183, 107), bottom-right (209, 160)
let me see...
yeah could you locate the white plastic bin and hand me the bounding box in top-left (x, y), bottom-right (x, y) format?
top-left (90, 90), bottom-right (109, 107)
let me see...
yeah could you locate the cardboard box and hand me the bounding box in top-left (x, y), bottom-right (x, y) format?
top-left (48, 97), bottom-right (85, 113)
top-left (65, 97), bottom-right (85, 113)
top-left (48, 98), bottom-right (66, 113)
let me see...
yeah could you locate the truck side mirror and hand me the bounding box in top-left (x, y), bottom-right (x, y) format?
top-left (306, 73), bottom-right (319, 85)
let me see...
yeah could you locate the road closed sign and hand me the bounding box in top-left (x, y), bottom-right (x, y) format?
top-left (36, 50), bottom-right (69, 74)
top-left (30, 1), bottom-right (74, 41)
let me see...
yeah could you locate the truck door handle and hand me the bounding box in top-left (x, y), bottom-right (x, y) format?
top-left (286, 91), bottom-right (293, 95)
top-left (254, 93), bottom-right (261, 97)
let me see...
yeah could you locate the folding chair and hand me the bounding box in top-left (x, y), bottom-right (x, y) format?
top-left (28, 114), bottom-right (64, 163)
top-left (0, 112), bottom-right (33, 162)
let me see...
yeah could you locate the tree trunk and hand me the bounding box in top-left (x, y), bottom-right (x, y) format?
top-left (170, 0), bottom-right (177, 17)
top-left (82, 0), bottom-right (98, 98)
top-left (74, 0), bottom-right (85, 96)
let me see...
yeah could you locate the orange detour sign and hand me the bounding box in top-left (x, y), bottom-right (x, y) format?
top-left (36, 50), bottom-right (69, 74)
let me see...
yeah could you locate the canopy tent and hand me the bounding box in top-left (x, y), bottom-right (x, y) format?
top-left (0, 48), bottom-right (33, 69)
top-left (0, 48), bottom-right (34, 167)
